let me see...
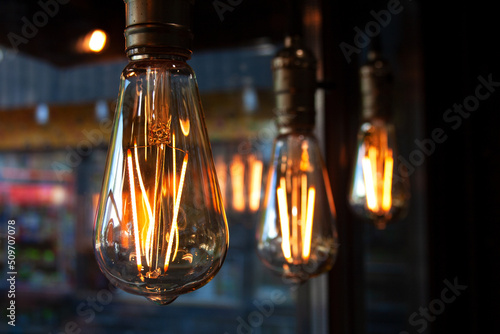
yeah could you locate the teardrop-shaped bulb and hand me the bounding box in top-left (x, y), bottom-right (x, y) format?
top-left (348, 118), bottom-right (410, 229)
top-left (93, 56), bottom-right (229, 304)
top-left (257, 133), bottom-right (338, 284)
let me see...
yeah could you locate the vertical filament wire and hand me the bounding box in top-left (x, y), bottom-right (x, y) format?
top-left (164, 153), bottom-right (189, 272)
top-left (277, 177), bottom-right (292, 262)
top-left (133, 142), bottom-right (155, 267)
top-left (127, 149), bottom-right (142, 272)
top-left (249, 157), bottom-right (263, 212)
top-left (302, 187), bottom-right (315, 261)
top-left (382, 150), bottom-right (393, 212)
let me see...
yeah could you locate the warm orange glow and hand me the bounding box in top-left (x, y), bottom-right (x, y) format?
top-left (164, 153), bottom-right (188, 272)
top-left (230, 155), bottom-right (245, 212)
top-left (277, 177), bottom-right (292, 262)
top-left (89, 30), bottom-right (107, 53)
top-left (368, 147), bottom-right (378, 201)
top-left (172, 134), bottom-right (177, 208)
top-left (182, 253), bottom-right (193, 263)
top-left (127, 150), bottom-right (142, 272)
top-left (249, 158), bottom-right (263, 212)
top-left (215, 157), bottom-right (228, 206)
top-left (291, 177), bottom-right (299, 259)
top-left (362, 144), bottom-right (394, 214)
top-left (180, 118), bottom-right (190, 136)
top-left (171, 134), bottom-right (179, 263)
top-left (128, 138), bottom-right (190, 274)
top-left (362, 155), bottom-right (377, 211)
top-left (302, 187), bottom-right (315, 261)
top-left (300, 173), bottom-right (307, 241)
top-left (382, 151), bottom-right (393, 211)
top-left (300, 142), bottom-right (310, 172)
top-left (133, 142), bottom-right (155, 266)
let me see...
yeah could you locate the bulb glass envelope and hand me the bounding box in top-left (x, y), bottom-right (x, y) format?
top-left (348, 119), bottom-right (409, 228)
top-left (94, 57), bottom-right (229, 305)
top-left (257, 133), bottom-right (338, 283)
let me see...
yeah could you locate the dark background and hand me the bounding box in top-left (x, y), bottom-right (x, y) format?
top-left (324, 1), bottom-right (500, 333)
top-left (1, 0), bottom-right (499, 333)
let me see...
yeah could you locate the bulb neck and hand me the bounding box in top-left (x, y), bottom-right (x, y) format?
top-left (124, 0), bottom-right (193, 59)
top-left (273, 36), bottom-right (317, 135)
top-left (274, 110), bottom-right (316, 135)
top-left (360, 50), bottom-right (393, 121)
top-left (129, 51), bottom-right (188, 62)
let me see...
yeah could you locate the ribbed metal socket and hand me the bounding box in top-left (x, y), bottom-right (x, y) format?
top-left (273, 36), bottom-right (317, 134)
top-left (360, 50), bottom-right (393, 120)
top-left (124, 0), bottom-right (194, 58)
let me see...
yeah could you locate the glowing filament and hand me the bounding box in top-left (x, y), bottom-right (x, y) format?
top-left (215, 157), bottom-right (228, 206)
top-left (362, 143), bottom-right (394, 214)
top-left (173, 134), bottom-right (176, 206)
top-left (171, 134), bottom-right (179, 263)
top-left (133, 143), bottom-right (154, 267)
top-left (382, 152), bottom-right (393, 211)
top-left (301, 174), bottom-right (307, 241)
top-left (143, 144), bottom-right (164, 270)
top-left (164, 153), bottom-right (188, 272)
top-left (127, 150), bottom-right (142, 272)
top-left (180, 118), bottom-right (190, 136)
top-left (230, 156), bottom-right (245, 212)
top-left (302, 187), bottom-right (315, 261)
top-left (362, 154), bottom-right (377, 211)
top-left (291, 176), bottom-right (299, 259)
top-left (249, 159), bottom-right (263, 212)
top-left (277, 177), bottom-right (292, 262)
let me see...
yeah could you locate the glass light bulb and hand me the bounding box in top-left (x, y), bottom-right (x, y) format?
top-left (348, 118), bottom-right (409, 229)
top-left (257, 133), bottom-right (338, 284)
top-left (93, 56), bottom-right (229, 305)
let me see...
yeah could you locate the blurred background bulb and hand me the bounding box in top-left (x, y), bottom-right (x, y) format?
top-left (256, 36), bottom-right (338, 284)
top-left (88, 29), bottom-right (107, 53)
top-left (348, 49), bottom-right (410, 229)
top-left (259, 133), bottom-right (338, 283)
top-left (93, 0), bottom-right (229, 306)
top-left (77, 29), bottom-right (107, 53)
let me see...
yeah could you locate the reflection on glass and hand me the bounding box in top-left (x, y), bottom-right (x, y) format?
top-left (94, 57), bottom-right (229, 305)
top-left (220, 153), bottom-right (264, 214)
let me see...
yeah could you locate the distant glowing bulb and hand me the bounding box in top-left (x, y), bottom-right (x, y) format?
top-left (257, 134), bottom-right (338, 283)
top-left (349, 121), bottom-right (408, 229)
top-left (89, 30), bottom-right (107, 53)
top-left (348, 51), bottom-right (410, 229)
top-left (257, 36), bottom-right (338, 284)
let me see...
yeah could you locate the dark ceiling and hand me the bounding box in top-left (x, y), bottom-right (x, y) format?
top-left (0, 0), bottom-right (288, 67)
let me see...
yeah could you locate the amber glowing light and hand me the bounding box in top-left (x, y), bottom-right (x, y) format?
top-left (226, 153), bottom-right (263, 214)
top-left (88, 29), bottom-right (107, 53)
top-left (248, 156), bottom-right (264, 212)
top-left (276, 176), bottom-right (316, 263)
top-left (230, 155), bottom-right (246, 212)
top-left (349, 122), bottom-right (409, 229)
top-left (94, 56), bottom-right (228, 306)
top-left (361, 146), bottom-right (394, 214)
top-left (94, 0), bottom-right (228, 307)
top-left (257, 35), bottom-right (338, 283)
top-left (348, 49), bottom-right (410, 228)
top-left (257, 135), bottom-right (338, 283)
